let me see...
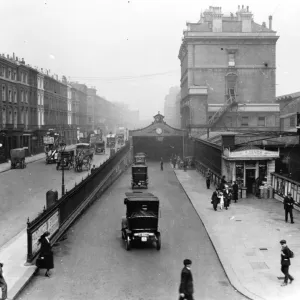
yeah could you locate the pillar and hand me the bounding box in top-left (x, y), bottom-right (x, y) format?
top-left (267, 160), bottom-right (275, 185)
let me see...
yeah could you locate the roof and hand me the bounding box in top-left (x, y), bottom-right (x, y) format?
top-left (76, 143), bottom-right (90, 147)
top-left (125, 192), bottom-right (159, 202)
top-left (232, 145), bottom-right (261, 152)
top-left (276, 92), bottom-right (300, 102)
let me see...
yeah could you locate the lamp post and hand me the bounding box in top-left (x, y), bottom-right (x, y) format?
top-left (60, 142), bottom-right (66, 196)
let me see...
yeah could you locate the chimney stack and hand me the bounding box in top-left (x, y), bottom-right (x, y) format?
top-left (13, 53), bottom-right (15, 60)
top-left (7, 54), bottom-right (9, 59)
top-left (269, 15), bottom-right (272, 30)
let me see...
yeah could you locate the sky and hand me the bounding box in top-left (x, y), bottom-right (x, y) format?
top-left (1, 0), bottom-right (300, 120)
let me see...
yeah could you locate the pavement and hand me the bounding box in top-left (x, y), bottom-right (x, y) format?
top-left (174, 168), bottom-right (300, 300)
top-left (0, 145), bottom-right (75, 174)
top-left (0, 145), bottom-right (108, 300)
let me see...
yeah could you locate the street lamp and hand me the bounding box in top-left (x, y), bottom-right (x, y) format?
top-left (60, 142), bottom-right (66, 196)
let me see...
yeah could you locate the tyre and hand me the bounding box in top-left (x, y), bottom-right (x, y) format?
top-left (125, 237), bottom-right (131, 251)
top-left (156, 233), bottom-right (161, 250)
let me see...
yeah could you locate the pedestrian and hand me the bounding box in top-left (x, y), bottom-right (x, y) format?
top-left (206, 169), bottom-right (211, 189)
top-left (36, 231), bottom-right (54, 277)
top-left (211, 188), bottom-right (219, 211)
top-left (179, 259), bottom-right (194, 300)
top-left (223, 185), bottom-right (232, 210)
top-left (284, 192), bottom-right (295, 224)
top-left (232, 181), bottom-right (238, 203)
top-left (218, 191), bottom-right (224, 210)
top-left (0, 262), bottom-right (7, 300)
top-left (160, 157), bottom-right (163, 171)
top-left (220, 175), bottom-right (227, 191)
top-left (91, 164), bottom-right (96, 174)
top-left (279, 240), bottom-right (294, 286)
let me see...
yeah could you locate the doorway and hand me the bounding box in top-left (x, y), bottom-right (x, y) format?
top-left (246, 169), bottom-right (256, 194)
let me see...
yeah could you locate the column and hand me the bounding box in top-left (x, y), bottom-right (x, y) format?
top-left (232, 161), bottom-right (236, 181)
top-left (267, 160), bottom-right (275, 186)
top-left (255, 161), bottom-right (259, 179)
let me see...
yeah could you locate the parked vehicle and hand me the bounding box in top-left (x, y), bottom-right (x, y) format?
top-left (94, 141), bottom-right (105, 154)
top-left (10, 148), bottom-right (26, 169)
top-left (44, 136), bottom-right (59, 164)
top-left (121, 191), bottom-right (161, 251)
top-left (131, 165), bottom-right (148, 189)
top-left (56, 149), bottom-right (75, 170)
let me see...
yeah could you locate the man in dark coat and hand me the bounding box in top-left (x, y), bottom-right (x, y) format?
top-left (179, 259), bottom-right (194, 300)
top-left (37, 231), bottom-right (54, 277)
top-left (160, 157), bottom-right (163, 171)
top-left (223, 185), bottom-right (232, 210)
top-left (284, 193), bottom-right (295, 223)
top-left (211, 188), bottom-right (219, 211)
top-left (0, 262), bottom-right (7, 300)
top-left (219, 175), bottom-right (227, 191)
top-left (280, 240), bottom-right (294, 286)
top-left (232, 181), bottom-right (238, 203)
top-left (206, 169), bottom-right (212, 189)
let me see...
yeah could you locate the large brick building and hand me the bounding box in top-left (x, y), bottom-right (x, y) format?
top-left (178, 5), bottom-right (280, 135)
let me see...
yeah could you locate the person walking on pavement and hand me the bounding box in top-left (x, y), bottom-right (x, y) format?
top-left (284, 192), bottom-right (295, 223)
top-left (232, 181), bottom-right (238, 203)
top-left (206, 169), bottom-right (211, 189)
top-left (218, 191), bottom-right (224, 210)
top-left (160, 157), bottom-right (164, 171)
top-left (36, 231), bottom-right (54, 277)
top-left (211, 188), bottom-right (220, 211)
top-left (220, 175), bottom-right (227, 190)
top-left (179, 259), bottom-right (194, 300)
top-left (0, 263), bottom-right (7, 300)
top-left (223, 185), bottom-right (232, 210)
top-left (279, 240), bottom-right (294, 286)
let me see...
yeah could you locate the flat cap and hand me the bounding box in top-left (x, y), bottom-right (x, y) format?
top-left (183, 259), bottom-right (192, 266)
top-left (280, 240), bottom-right (287, 244)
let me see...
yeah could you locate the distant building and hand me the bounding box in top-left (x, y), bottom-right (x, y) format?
top-left (164, 86), bottom-right (180, 127)
top-left (178, 5), bottom-right (280, 136)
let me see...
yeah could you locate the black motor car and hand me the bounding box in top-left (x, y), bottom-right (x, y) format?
top-left (56, 149), bottom-right (75, 170)
top-left (131, 165), bottom-right (148, 188)
top-left (121, 192), bottom-right (161, 251)
top-left (94, 141), bottom-right (105, 154)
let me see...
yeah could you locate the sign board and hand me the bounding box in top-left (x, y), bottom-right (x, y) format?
top-left (31, 209), bottom-right (60, 257)
top-left (43, 136), bottom-right (55, 144)
top-left (224, 149), bottom-right (279, 159)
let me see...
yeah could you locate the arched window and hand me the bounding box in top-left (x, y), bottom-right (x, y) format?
top-left (14, 109), bottom-right (17, 128)
top-left (8, 109), bottom-right (12, 124)
top-left (2, 108), bottom-right (6, 126)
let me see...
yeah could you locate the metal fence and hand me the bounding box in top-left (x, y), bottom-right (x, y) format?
top-left (194, 159), bottom-right (222, 188)
top-left (27, 142), bottom-right (131, 262)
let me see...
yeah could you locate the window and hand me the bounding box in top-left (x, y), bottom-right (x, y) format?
top-left (2, 85), bottom-right (6, 101)
top-left (21, 109), bottom-right (24, 124)
top-left (41, 94), bottom-right (43, 105)
top-left (25, 109), bottom-right (28, 126)
top-left (25, 91), bottom-right (28, 103)
top-left (290, 116), bottom-right (295, 127)
top-left (2, 108), bottom-right (6, 125)
top-left (8, 109), bottom-right (12, 124)
top-left (25, 73), bottom-right (28, 83)
top-left (228, 53), bottom-right (235, 67)
top-left (38, 93), bottom-right (40, 105)
top-left (241, 116), bottom-right (249, 126)
top-left (258, 116), bottom-right (266, 127)
top-left (21, 72), bottom-right (24, 82)
top-left (13, 71), bottom-right (16, 80)
top-left (13, 110), bottom-right (17, 128)
top-left (8, 69), bottom-right (11, 79)
top-left (0, 65), bottom-right (4, 76)
top-left (8, 89), bottom-right (12, 102)
top-left (226, 116), bottom-right (232, 127)
top-left (14, 90), bottom-right (17, 103)
top-left (21, 90), bottom-right (24, 102)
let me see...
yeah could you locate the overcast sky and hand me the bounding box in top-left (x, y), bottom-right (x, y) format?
top-left (1, 0), bottom-right (299, 120)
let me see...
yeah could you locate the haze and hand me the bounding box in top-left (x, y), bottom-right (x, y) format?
top-left (1, 0), bottom-right (299, 121)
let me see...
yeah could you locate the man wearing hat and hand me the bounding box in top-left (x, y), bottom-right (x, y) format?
top-left (279, 240), bottom-right (294, 286)
top-left (283, 192), bottom-right (295, 223)
top-left (179, 259), bottom-right (194, 300)
top-left (0, 262), bottom-right (7, 300)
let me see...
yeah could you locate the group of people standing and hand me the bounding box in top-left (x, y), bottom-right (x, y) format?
top-left (206, 169), bottom-right (239, 211)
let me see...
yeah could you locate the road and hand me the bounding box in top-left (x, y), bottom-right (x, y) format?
top-left (17, 162), bottom-right (247, 300)
top-left (0, 150), bottom-right (109, 247)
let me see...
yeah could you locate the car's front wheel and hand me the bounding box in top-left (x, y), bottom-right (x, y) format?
top-left (125, 237), bottom-right (131, 251)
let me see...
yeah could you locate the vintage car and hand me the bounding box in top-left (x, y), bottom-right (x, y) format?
top-left (10, 148), bottom-right (26, 169)
top-left (75, 143), bottom-right (94, 159)
top-left (134, 152), bottom-right (146, 165)
top-left (121, 192), bottom-right (161, 251)
top-left (56, 149), bottom-right (75, 170)
top-left (94, 141), bottom-right (105, 154)
top-left (131, 165), bottom-right (148, 189)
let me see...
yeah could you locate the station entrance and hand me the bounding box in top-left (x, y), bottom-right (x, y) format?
top-left (130, 113), bottom-right (185, 161)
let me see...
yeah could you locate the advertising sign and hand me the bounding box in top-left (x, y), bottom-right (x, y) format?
top-left (31, 210), bottom-right (60, 257)
top-left (43, 136), bottom-right (54, 144)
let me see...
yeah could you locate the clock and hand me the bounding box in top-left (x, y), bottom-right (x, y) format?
top-left (156, 128), bottom-right (162, 135)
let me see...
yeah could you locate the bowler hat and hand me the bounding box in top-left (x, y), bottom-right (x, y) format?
top-left (183, 259), bottom-right (192, 266)
top-left (280, 240), bottom-right (286, 245)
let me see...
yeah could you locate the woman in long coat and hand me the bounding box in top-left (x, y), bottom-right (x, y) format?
top-left (36, 231), bottom-right (54, 277)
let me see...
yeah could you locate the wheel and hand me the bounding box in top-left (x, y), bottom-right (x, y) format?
top-left (156, 233), bottom-right (161, 250)
top-left (125, 236), bottom-right (131, 251)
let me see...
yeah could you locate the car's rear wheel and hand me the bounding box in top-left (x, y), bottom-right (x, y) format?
top-left (156, 233), bottom-right (161, 250)
top-left (125, 237), bottom-right (131, 251)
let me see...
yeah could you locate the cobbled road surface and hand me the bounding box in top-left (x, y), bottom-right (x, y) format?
top-left (16, 162), bottom-right (247, 300)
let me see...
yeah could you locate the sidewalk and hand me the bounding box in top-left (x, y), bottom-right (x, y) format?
top-left (174, 169), bottom-right (300, 300)
top-left (0, 145), bottom-right (76, 174)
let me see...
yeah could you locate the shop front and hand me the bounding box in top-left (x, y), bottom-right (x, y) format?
top-left (222, 146), bottom-right (279, 197)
